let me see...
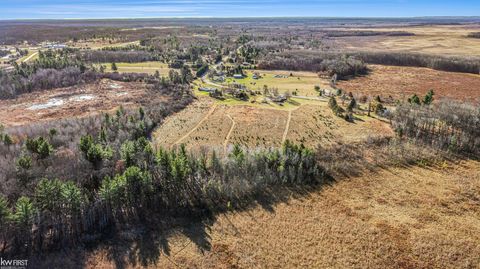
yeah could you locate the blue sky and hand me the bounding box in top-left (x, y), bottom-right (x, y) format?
top-left (0, 0), bottom-right (479, 19)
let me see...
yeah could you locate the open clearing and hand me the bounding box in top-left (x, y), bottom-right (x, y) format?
top-left (332, 24), bottom-right (480, 56)
top-left (337, 64), bottom-right (480, 101)
top-left (224, 70), bottom-right (332, 97)
top-left (64, 160), bottom-right (480, 269)
top-left (101, 61), bottom-right (171, 74)
top-left (286, 104), bottom-right (393, 148)
top-left (154, 98), bottom-right (392, 152)
top-left (0, 79), bottom-right (166, 127)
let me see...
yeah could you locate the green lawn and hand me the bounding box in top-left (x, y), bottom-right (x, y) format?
top-left (223, 69), bottom-right (333, 97)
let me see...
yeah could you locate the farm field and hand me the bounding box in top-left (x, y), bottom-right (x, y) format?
top-left (153, 97), bottom-right (392, 152)
top-left (52, 159), bottom-right (480, 268)
top-left (153, 99), bottom-right (215, 150)
top-left (0, 79), bottom-right (164, 127)
top-left (336, 64), bottom-right (480, 101)
top-left (332, 24), bottom-right (480, 56)
top-left (224, 70), bottom-right (332, 97)
top-left (69, 40), bottom-right (141, 49)
top-left (102, 61), bottom-right (171, 74)
top-left (286, 104), bottom-right (393, 148)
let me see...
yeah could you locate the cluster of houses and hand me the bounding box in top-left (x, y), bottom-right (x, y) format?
top-left (42, 42), bottom-right (68, 49)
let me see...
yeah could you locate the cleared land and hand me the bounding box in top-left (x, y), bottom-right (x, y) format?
top-left (333, 24), bottom-right (480, 56)
top-left (101, 61), bottom-right (171, 75)
top-left (0, 79), bottom-right (164, 127)
top-left (153, 99), bottom-right (214, 150)
top-left (51, 160), bottom-right (480, 268)
top-left (154, 98), bottom-right (392, 152)
top-left (286, 104), bottom-right (393, 148)
top-left (337, 64), bottom-right (480, 101)
top-left (224, 70), bottom-right (332, 97)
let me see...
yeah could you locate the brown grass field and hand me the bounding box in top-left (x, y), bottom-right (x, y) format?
top-left (153, 97), bottom-right (392, 152)
top-left (337, 64), bottom-right (480, 101)
top-left (332, 24), bottom-right (480, 56)
top-left (43, 159), bottom-right (479, 268)
top-left (0, 79), bottom-right (164, 127)
top-left (286, 104), bottom-right (393, 148)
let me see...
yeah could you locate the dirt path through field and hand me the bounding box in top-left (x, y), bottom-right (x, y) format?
top-left (281, 110), bottom-right (293, 144)
top-left (22, 51), bottom-right (38, 63)
top-left (173, 104), bottom-right (217, 145)
top-left (282, 105), bottom-right (303, 144)
top-left (223, 114), bottom-right (236, 152)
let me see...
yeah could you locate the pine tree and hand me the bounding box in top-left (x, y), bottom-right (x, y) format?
top-left (3, 134), bottom-right (12, 146)
top-left (423, 90), bottom-right (434, 105)
top-left (0, 196), bottom-right (11, 227)
top-left (408, 94), bottom-right (421, 105)
top-left (13, 197), bottom-right (35, 227)
top-left (347, 98), bottom-right (356, 112)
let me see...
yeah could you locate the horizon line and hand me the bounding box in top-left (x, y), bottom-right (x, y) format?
top-left (2, 15), bottom-right (480, 21)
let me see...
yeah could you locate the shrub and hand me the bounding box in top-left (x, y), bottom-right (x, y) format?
top-left (25, 137), bottom-right (53, 159)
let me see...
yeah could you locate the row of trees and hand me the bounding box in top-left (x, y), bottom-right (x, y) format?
top-left (258, 54), bottom-right (368, 79)
top-left (76, 50), bottom-right (160, 63)
top-left (349, 51), bottom-right (480, 74)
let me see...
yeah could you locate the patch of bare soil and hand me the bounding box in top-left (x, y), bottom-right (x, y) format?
top-left (0, 79), bottom-right (168, 127)
top-left (337, 65), bottom-right (480, 101)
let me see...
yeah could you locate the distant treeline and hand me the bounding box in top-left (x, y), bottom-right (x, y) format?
top-left (324, 30), bottom-right (415, 37)
top-left (258, 54), bottom-right (367, 79)
top-left (349, 51), bottom-right (480, 74)
top-left (76, 50), bottom-right (160, 63)
top-left (467, 32), bottom-right (480, 38)
top-left (274, 51), bottom-right (480, 75)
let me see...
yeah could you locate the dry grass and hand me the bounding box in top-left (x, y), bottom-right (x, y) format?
top-left (153, 99), bottom-right (214, 149)
top-left (332, 24), bottom-right (480, 56)
top-left (227, 105), bottom-right (288, 149)
top-left (153, 98), bottom-right (392, 152)
top-left (286, 104), bottom-right (393, 148)
top-left (337, 64), bottom-right (480, 101)
top-left (101, 61), bottom-right (171, 75)
top-left (50, 160), bottom-right (480, 269)
top-left (0, 79), bottom-right (164, 127)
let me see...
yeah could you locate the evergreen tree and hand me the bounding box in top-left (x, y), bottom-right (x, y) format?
top-left (423, 90), bottom-right (434, 105)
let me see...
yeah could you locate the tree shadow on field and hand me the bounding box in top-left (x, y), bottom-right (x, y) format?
top-left (30, 177), bottom-right (335, 269)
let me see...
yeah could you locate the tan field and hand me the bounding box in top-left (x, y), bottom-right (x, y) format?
top-left (332, 24), bottom-right (480, 56)
top-left (153, 96), bottom-right (392, 152)
top-left (102, 61), bottom-right (171, 75)
top-left (286, 104), bottom-right (393, 147)
top-left (337, 64), bottom-right (480, 101)
top-left (46, 160), bottom-right (479, 268)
